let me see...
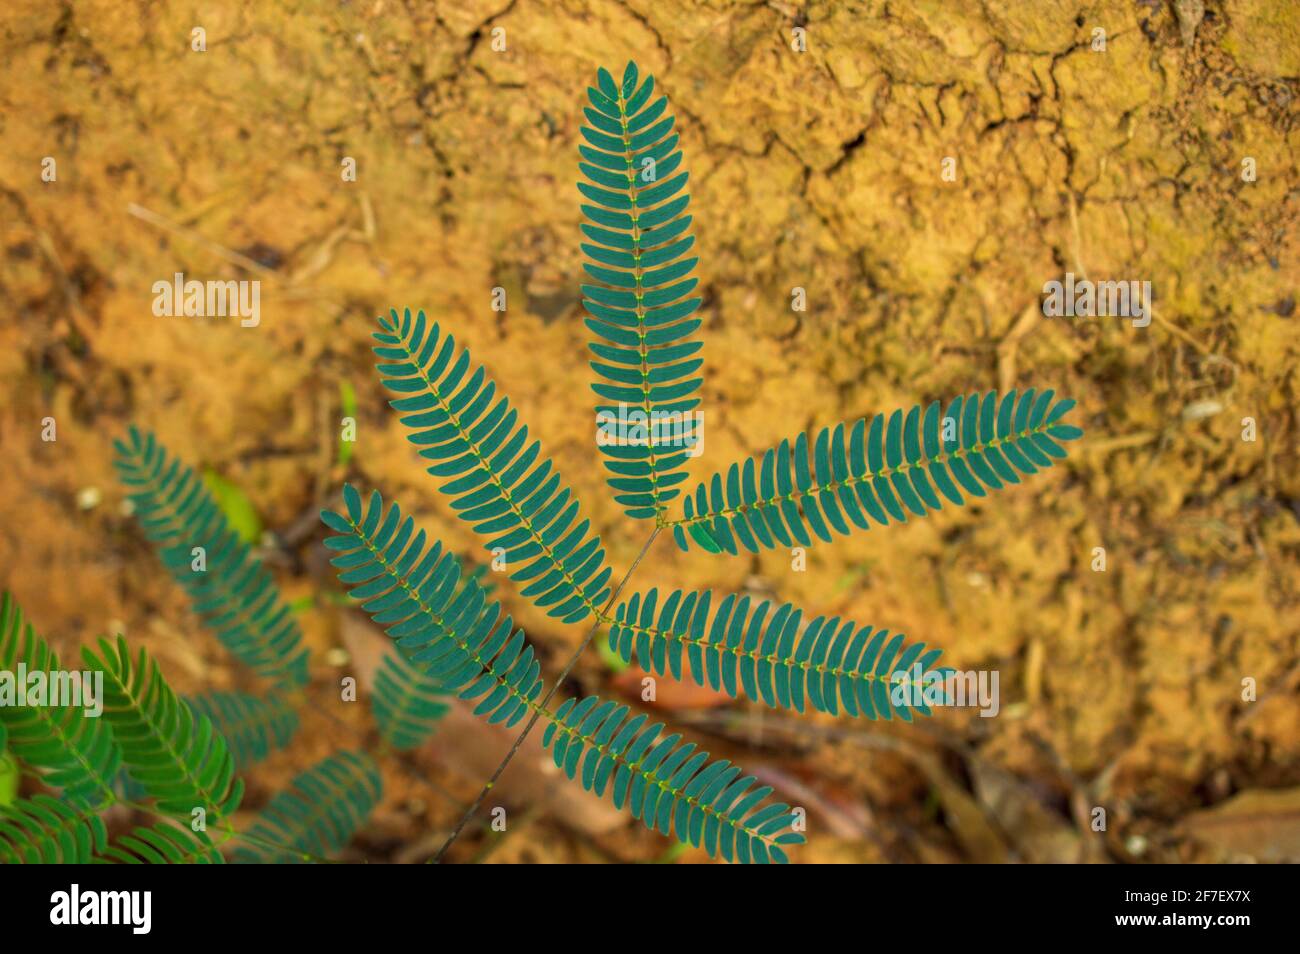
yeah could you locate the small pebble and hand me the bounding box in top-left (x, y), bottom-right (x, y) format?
top-left (1182, 400), bottom-right (1223, 421)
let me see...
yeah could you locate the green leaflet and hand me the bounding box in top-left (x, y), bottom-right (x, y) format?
top-left (372, 649), bottom-right (450, 751)
top-left (234, 751), bottom-right (382, 863)
top-left (0, 795), bottom-right (108, 864)
top-left (96, 824), bottom-right (225, 864)
top-left (543, 694), bottom-right (804, 863)
top-left (200, 468), bottom-right (263, 544)
top-left (672, 389), bottom-right (1084, 553)
top-left (322, 485), bottom-right (545, 729)
top-left (371, 308), bottom-right (613, 624)
top-left (185, 691), bottom-right (298, 771)
top-left (581, 60), bottom-right (704, 520)
top-left (0, 593), bottom-right (122, 806)
top-left (610, 588), bottom-right (949, 721)
top-left (83, 636), bottom-right (243, 824)
top-left (0, 748), bottom-right (16, 807)
top-left (113, 427), bottom-right (310, 688)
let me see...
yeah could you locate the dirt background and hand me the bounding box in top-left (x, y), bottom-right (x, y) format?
top-left (1, 0), bottom-right (1298, 863)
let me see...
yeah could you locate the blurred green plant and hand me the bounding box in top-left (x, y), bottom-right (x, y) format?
top-left (116, 428), bottom-right (308, 688)
top-left (0, 594), bottom-right (242, 863)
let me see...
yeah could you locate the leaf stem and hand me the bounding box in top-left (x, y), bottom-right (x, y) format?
top-left (428, 524), bottom-right (661, 863)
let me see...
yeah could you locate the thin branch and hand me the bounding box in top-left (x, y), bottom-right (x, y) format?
top-left (429, 525), bottom-right (661, 863)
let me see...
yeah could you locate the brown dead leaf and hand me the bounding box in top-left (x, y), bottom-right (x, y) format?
top-left (886, 741), bottom-right (1008, 863)
top-left (338, 611), bottom-right (389, 689)
top-left (1179, 787), bottom-right (1300, 862)
top-left (339, 610), bottom-right (625, 837)
top-left (612, 664), bottom-right (734, 709)
top-left (749, 764), bottom-right (873, 840)
top-left (969, 759), bottom-right (1081, 863)
top-left (918, 760), bottom-right (1008, 863)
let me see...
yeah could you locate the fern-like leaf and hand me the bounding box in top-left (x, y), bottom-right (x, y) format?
top-left (326, 490), bottom-right (802, 862)
top-left (0, 795), bottom-right (108, 863)
top-left (321, 485), bottom-right (545, 728)
top-left (185, 691), bottom-right (298, 771)
top-left (370, 308), bottom-right (613, 624)
top-left (0, 593), bottom-right (121, 805)
top-left (610, 588), bottom-right (949, 721)
top-left (544, 695), bottom-right (804, 863)
top-left (83, 636), bottom-right (243, 823)
top-left (673, 390), bottom-right (1083, 553)
top-left (113, 427), bottom-right (310, 687)
top-left (107, 691), bottom-right (289, 812)
top-left (96, 823), bottom-right (225, 864)
top-left (234, 751), bottom-right (381, 863)
top-left (581, 61), bottom-right (704, 520)
top-left (373, 650), bottom-right (450, 750)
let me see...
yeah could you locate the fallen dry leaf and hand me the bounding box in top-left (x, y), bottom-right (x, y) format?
top-left (340, 610), bottom-right (626, 838)
top-left (1179, 787), bottom-right (1300, 862)
top-left (612, 664), bottom-right (734, 709)
top-left (969, 759), bottom-right (1081, 863)
top-left (886, 740), bottom-right (1009, 864)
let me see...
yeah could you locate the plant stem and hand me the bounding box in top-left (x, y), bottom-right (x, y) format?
top-left (429, 525), bottom-right (661, 863)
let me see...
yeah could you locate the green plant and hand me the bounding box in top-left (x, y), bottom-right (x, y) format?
top-left (233, 751), bottom-right (383, 863)
top-left (0, 425), bottom-right (444, 863)
top-left (0, 594), bottom-right (237, 863)
top-left (114, 428), bottom-right (309, 689)
top-left (2, 60), bottom-right (1081, 866)
top-left (320, 60), bottom-right (1082, 863)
